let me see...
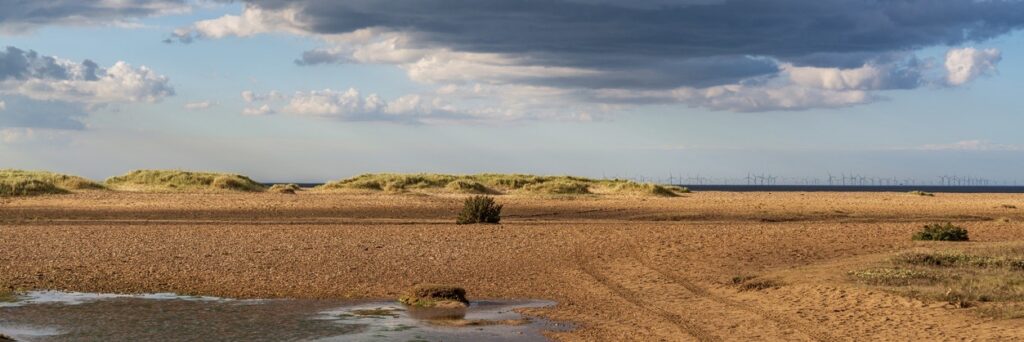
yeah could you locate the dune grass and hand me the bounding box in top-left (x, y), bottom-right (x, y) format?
top-left (105, 170), bottom-right (266, 192)
top-left (851, 245), bottom-right (1024, 314)
top-left (0, 169), bottom-right (104, 197)
top-left (269, 183), bottom-right (301, 194)
top-left (318, 173), bottom-right (686, 197)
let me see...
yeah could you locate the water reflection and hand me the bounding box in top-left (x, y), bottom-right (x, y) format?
top-left (0, 292), bottom-right (568, 342)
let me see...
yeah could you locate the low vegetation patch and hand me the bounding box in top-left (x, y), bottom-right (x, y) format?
top-left (523, 180), bottom-right (592, 195)
top-left (912, 223), bottom-right (969, 241)
top-left (399, 285), bottom-right (469, 308)
top-left (909, 190), bottom-right (935, 197)
top-left (731, 275), bottom-right (783, 291)
top-left (269, 183), bottom-right (301, 194)
top-left (852, 246), bottom-right (1024, 315)
top-left (1001, 204), bottom-right (1018, 209)
top-left (0, 169), bottom-right (103, 197)
top-left (444, 179), bottom-right (495, 194)
top-left (106, 170), bottom-right (266, 192)
top-left (318, 173), bottom-right (684, 197)
top-left (456, 195), bottom-right (502, 224)
top-left (849, 267), bottom-right (940, 286)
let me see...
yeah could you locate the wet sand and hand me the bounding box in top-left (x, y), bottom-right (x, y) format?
top-left (2, 191), bottom-right (1024, 340)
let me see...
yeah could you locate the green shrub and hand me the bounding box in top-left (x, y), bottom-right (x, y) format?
top-left (912, 223), bottom-right (969, 241)
top-left (456, 195), bottom-right (502, 224)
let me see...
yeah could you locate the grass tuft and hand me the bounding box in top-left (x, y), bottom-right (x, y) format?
top-left (909, 190), bottom-right (935, 197)
top-left (105, 170), bottom-right (265, 192)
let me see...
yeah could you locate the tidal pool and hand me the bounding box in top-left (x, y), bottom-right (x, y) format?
top-left (0, 291), bottom-right (569, 341)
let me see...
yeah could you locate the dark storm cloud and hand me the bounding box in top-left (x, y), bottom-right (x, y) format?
top-left (0, 0), bottom-right (186, 31)
top-left (0, 46), bottom-right (99, 81)
top-left (250, 0), bottom-right (1024, 88)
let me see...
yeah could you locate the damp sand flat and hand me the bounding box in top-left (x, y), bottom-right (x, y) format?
top-left (0, 292), bottom-right (565, 342)
top-left (3, 192), bottom-right (1024, 340)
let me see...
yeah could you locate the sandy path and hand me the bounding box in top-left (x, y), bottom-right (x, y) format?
top-left (2, 191), bottom-right (1023, 340)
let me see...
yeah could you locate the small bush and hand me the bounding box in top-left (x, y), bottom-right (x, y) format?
top-left (456, 195), bottom-right (502, 224)
top-left (912, 223), bottom-right (969, 241)
top-left (1001, 204), bottom-right (1018, 209)
top-left (399, 284), bottom-right (469, 307)
top-left (909, 190), bottom-right (935, 197)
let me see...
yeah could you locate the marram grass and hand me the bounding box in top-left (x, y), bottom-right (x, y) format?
top-left (0, 169), bottom-right (103, 197)
top-left (105, 170), bottom-right (266, 192)
top-left (318, 173), bottom-right (688, 197)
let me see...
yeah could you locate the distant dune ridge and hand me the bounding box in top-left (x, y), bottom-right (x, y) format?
top-left (0, 169), bottom-right (688, 197)
top-left (105, 170), bottom-right (266, 192)
top-left (318, 173), bottom-right (688, 196)
top-left (0, 169), bottom-right (104, 197)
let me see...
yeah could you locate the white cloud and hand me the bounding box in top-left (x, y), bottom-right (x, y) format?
top-left (0, 100), bottom-right (5, 111)
top-left (242, 104), bottom-right (274, 116)
top-left (184, 101), bottom-right (214, 110)
top-left (945, 47), bottom-right (1002, 86)
top-left (1, 61), bottom-right (174, 105)
top-left (171, 5), bottom-right (306, 42)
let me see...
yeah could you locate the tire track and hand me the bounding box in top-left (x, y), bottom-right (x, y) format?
top-left (629, 249), bottom-right (836, 342)
top-left (575, 253), bottom-right (721, 342)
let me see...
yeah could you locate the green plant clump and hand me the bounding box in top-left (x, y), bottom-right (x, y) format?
top-left (456, 195), bottom-right (503, 224)
top-left (912, 223), bottom-right (969, 241)
top-left (398, 285), bottom-right (469, 308)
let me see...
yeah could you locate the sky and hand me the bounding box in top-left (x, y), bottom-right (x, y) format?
top-left (1, 0), bottom-right (1023, 183)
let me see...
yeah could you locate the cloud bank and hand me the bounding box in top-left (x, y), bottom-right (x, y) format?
top-left (173, 0), bottom-right (1024, 119)
top-left (0, 0), bottom-right (189, 33)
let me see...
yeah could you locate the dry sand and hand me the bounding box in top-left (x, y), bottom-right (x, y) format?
top-left (2, 191), bottom-right (1024, 341)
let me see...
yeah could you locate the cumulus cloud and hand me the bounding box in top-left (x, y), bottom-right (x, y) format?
top-left (0, 0), bottom-right (189, 33)
top-left (0, 46), bottom-right (174, 129)
top-left (241, 88), bottom-right (467, 122)
top-left (175, 0), bottom-right (1022, 116)
top-left (945, 48), bottom-right (1002, 86)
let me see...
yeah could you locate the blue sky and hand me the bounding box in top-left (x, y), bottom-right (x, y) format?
top-left (1, 1), bottom-right (1023, 183)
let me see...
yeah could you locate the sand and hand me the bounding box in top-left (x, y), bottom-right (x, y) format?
top-left (2, 190), bottom-right (1023, 341)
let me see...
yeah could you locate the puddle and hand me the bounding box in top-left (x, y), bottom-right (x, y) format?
top-left (0, 292), bottom-right (569, 341)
